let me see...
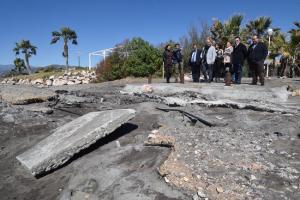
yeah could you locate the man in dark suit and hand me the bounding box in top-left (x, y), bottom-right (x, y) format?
top-left (248, 35), bottom-right (268, 86)
top-left (232, 36), bottom-right (248, 84)
top-left (189, 44), bottom-right (202, 82)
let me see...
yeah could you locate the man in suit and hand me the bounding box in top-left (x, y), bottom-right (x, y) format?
top-left (232, 36), bottom-right (248, 84)
top-left (248, 35), bottom-right (268, 86)
top-left (189, 44), bottom-right (202, 82)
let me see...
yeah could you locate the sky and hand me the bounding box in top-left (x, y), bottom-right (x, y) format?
top-left (0, 0), bottom-right (299, 67)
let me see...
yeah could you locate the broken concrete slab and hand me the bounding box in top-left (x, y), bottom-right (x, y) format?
top-left (122, 83), bottom-right (291, 103)
top-left (16, 109), bottom-right (136, 176)
top-left (121, 83), bottom-right (201, 95)
top-left (0, 85), bottom-right (57, 105)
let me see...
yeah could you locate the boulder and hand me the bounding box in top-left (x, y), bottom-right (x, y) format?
top-left (74, 80), bottom-right (82, 85)
top-left (16, 109), bottom-right (136, 176)
top-left (82, 79), bottom-right (90, 84)
top-left (7, 80), bottom-right (16, 85)
top-left (67, 81), bottom-right (76, 85)
top-left (45, 80), bottom-right (53, 86)
top-left (31, 78), bottom-right (44, 85)
top-left (53, 79), bottom-right (68, 86)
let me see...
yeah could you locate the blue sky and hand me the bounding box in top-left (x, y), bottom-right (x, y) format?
top-left (0, 0), bottom-right (299, 67)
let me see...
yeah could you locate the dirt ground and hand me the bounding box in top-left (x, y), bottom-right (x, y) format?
top-left (0, 77), bottom-right (300, 200)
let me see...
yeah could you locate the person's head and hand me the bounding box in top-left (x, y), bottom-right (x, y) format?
top-left (175, 43), bottom-right (180, 49)
top-left (235, 36), bottom-right (241, 45)
top-left (165, 44), bottom-right (171, 51)
top-left (193, 43), bottom-right (197, 50)
top-left (215, 43), bottom-right (221, 49)
top-left (252, 34), bottom-right (259, 44)
top-left (206, 37), bottom-right (213, 46)
top-left (226, 41), bottom-right (232, 48)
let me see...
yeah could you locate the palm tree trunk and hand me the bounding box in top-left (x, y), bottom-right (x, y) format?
top-left (64, 42), bottom-right (69, 71)
top-left (25, 54), bottom-right (32, 74)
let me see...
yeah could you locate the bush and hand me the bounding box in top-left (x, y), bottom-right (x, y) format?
top-left (96, 51), bottom-right (127, 82)
top-left (96, 37), bottom-right (163, 82)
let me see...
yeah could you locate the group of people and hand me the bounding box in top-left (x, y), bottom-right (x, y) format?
top-left (163, 35), bottom-right (268, 86)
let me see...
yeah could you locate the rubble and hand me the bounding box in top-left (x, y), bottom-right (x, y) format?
top-left (2, 77), bottom-right (300, 200)
top-left (0, 70), bottom-right (97, 87)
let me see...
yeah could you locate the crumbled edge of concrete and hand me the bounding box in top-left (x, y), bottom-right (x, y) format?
top-left (144, 128), bottom-right (205, 193)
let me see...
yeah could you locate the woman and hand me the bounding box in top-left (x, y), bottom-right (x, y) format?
top-left (163, 44), bottom-right (173, 83)
top-left (213, 43), bottom-right (224, 82)
top-left (223, 41), bottom-right (233, 85)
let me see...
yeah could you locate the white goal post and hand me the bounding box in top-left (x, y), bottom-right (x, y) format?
top-left (88, 47), bottom-right (116, 70)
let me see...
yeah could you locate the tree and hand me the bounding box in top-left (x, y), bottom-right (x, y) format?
top-left (211, 15), bottom-right (244, 46)
top-left (179, 21), bottom-right (210, 71)
top-left (289, 22), bottom-right (300, 55)
top-left (246, 17), bottom-right (272, 38)
top-left (51, 27), bottom-right (78, 71)
top-left (288, 21), bottom-right (300, 75)
top-left (13, 58), bottom-right (26, 74)
top-left (124, 37), bottom-right (162, 77)
top-left (13, 40), bottom-right (37, 74)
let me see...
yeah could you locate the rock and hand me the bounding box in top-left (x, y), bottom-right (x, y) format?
top-left (1, 80), bottom-right (7, 84)
top-left (193, 194), bottom-right (199, 200)
top-left (74, 80), bottom-right (82, 85)
top-left (49, 75), bottom-right (55, 80)
top-left (23, 79), bottom-right (30, 85)
top-left (0, 86), bottom-right (57, 105)
top-left (216, 186), bottom-right (224, 193)
top-left (184, 75), bottom-right (192, 82)
top-left (82, 79), bottom-right (90, 84)
top-left (7, 80), bottom-right (16, 85)
top-left (197, 190), bottom-right (206, 198)
top-left (16, 109), bottom-right (136, 176)
top-left (31, 78), bottom-right (44, 85)
top-left (67, 81), bottom-right (76, 85)
top-left (142, 84), bottom-right (153, 93)
top-left (2, 114), bottom-right (14, 123)
top-left (53, 79), bottom-right (68, 86)
top-left (250, 174), bottom-right (257, 181)
top-left (45, 80), bottom-right (53, 86)
top-left (292, 89), bottom-right (300, 96)
top-left (164, 177), bottom-right (170, 183)
top-left (144, 133), bottom-right (175, 147)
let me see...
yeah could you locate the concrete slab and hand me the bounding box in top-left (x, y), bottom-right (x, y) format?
top-left (16, 109), bottom-right (136, 176)
top-left (0, 85), bottom-right (57, 105)
top-left (121, 83), bottom-right (290, 103)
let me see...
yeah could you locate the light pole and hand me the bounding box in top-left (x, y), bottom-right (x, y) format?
top-left (266, 28), bottom-right (273, 78)
top-left (77, 51), bottom-right (81, 67)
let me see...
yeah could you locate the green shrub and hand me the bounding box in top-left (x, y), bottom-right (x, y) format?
top-left (96, 37), bottom-right (162, 82)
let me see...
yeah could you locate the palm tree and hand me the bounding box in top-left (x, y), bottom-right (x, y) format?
top-left (246, 16), bottom-right (272, 37)
top-left (288, 22), bottom-right (300, 75)
top-left (211, 14), bottom-right (244, 46)
top-left (289, 22), bottom-right (300, 52)
top-left (13, 58), bottom-right (26, 74)
top-left (51, 27), bottom-right (78, 71)
top-left (13, 40), bottom-right (37, 74)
